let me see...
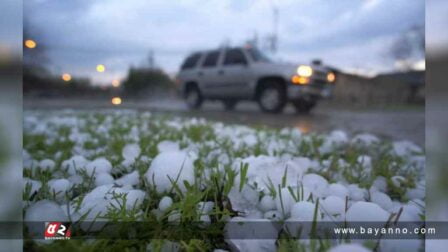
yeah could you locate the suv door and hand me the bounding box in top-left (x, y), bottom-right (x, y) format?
top-left (219, 48), bottom-right (251, 98)
top-left (198, 50), bottom-right (222, 97)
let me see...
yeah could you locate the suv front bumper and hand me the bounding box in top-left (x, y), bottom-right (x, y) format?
top-left (287, 82), bottom-right (333, 100)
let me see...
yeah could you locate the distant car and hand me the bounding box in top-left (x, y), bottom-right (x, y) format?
top-left (176, 46), bottom-right (336, 113)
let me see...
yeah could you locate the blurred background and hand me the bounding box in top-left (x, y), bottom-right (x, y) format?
top-left (22, 0), bottom-right (425, 101)
top-left (0, 0), bottom-right (22, 250)
top-left (426, 0), bottom-right (448, 250)
top-left (21, 0), bottom-right (427, 146)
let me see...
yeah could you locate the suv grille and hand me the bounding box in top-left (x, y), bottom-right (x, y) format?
top-left (313, 71), bottom-right (327, 82)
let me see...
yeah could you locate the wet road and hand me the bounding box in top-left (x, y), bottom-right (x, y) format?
top-left (24, 98), bottom-right (425, 146)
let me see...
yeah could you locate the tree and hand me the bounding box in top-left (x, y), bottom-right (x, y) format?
top-left (122, 67), bottom-right (174, 97)
top-left (390, 25), bottom-right (424, 71)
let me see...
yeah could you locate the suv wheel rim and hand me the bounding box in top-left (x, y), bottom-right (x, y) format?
top-left (260, 88), bottom-right (280, 110)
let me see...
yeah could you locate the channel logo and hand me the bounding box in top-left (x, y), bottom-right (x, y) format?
top-left (44, 222), bottom-right (71, 240)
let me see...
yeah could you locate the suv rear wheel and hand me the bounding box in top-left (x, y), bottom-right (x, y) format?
top-left (185, 85), bottom-right (203, 109)
top-left (257, 80), bottom-right (286, 113)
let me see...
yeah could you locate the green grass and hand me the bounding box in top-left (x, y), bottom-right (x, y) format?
top-left (23, 110), bottom-right (425, 251)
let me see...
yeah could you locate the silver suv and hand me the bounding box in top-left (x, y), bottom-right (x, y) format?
top-left (177, 46), bottom-right (336, 113)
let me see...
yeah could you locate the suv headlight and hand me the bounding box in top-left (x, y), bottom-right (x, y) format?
top-left (297, 65), bottom-right (313, 77)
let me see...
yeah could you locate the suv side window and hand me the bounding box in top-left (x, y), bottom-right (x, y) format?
top-left (223, 49), bottom-right (247, 65)
top-left (181, 53), bottom-right (201, 70)
top-left (202, 51), bottom-right (220, 68)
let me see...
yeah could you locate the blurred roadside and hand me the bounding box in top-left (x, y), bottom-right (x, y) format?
top-left (426, 43), bottom-right (448, 251)
top-left (24, 97), bottom-right (425, 147)
top-left (0, 0), bottom-right (23, 250)
top-left (23, 68), bottom-right (425, 108)
top-left (23, 61), bottom-right (425, 146)
top-left (426, 0), bottom-right (448, 250)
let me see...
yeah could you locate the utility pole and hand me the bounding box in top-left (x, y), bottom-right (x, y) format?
top-left (271, 4), bottom-right (278, 53)
top-left (246, 31), bottom-right (259, 48)
top-left (148, 49), bottom-right (154, 69)
top-left (264, 0), bottom-right (278, 54)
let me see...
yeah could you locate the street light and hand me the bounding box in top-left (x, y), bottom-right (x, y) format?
top-left (111, 97), bottom-right (122, 105)
top-left (24, 39), bottom-right (37, 49)
top-left (96, 64), bottom-right (106, 72)
top-left (112, 79), bottom-right (120, 87)
top-left (61, 73), bottom-right (72, 82)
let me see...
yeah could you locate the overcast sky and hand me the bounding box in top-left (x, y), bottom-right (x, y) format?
top-left (24, 0), bottom-right (425, 85)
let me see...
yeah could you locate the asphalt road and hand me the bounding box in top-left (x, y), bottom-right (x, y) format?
top-left (24, 98), bottom-right (425, 146)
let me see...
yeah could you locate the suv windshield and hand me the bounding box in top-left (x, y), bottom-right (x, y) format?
top-left (247, 48), bottom-right (271, 62)
top-left (181, 53), bottom-right (201, 70)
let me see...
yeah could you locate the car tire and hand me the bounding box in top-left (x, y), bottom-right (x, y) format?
top-left (223, 100), bottom-right (237, 111)
top-left (257, 80), bottom-right (286, 113)
top-left (293, 99), bottom-right (316, 114)
top-left (185, 85), bottom-right (203, 109)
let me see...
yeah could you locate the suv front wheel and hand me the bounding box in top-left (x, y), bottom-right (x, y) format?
top-left (185, 85), bottom-right (203, 109)
top-left (257, 81), bottom-right (286, 113)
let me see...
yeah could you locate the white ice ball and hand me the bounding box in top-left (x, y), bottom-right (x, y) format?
top-left (259, 195), bottom-right (276, 212)
top-left (39, 159), bottom-right (55, 172)
top-left (95, 173), bottom-right (114, 187)
top-left (329, 243), bottom-right (371, 252)
top-left (327, 183), bottom-right (349, 199)
top-left (370, 191), bottom-right (393, 211)
top-left (346, 201), bottom-right (390, 222)
top-left (85, 158), bottom-right (112, 176)
top-left (290, 201), bottom-right (321, 221)
top-left (122, 143), bottom-right (141, 161)
top-left (158, 196), bottom-right (173, 212)
top-left (145, 151), bottom-right (195, 193)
